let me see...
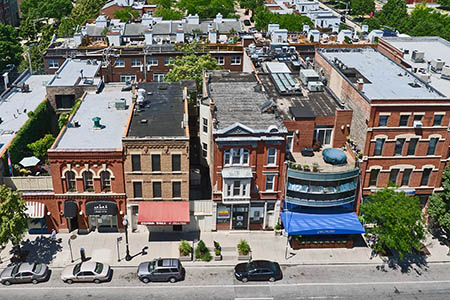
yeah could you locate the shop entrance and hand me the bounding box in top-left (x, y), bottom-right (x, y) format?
top-left (85, 201), bottom-right (119, 233)
top-left (68, 217), bottom-right (78, 232)
top-left (232, 205), bottom-right (249, 230)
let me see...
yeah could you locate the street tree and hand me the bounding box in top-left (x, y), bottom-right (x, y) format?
top-left (437, 0), bottom-right (450, 8)
top-left (0, 186), bottom-right (28, 254)
top-left (376, 0), bottom-right (409, 30)
top-left (58, 0), bottom-right (107, 36)
top-left (154, 7), bottom-right (184, 20)
top-left (113, 7), bottom-right (139, 22)
top-left (350, 0), bottom-right (375, 16)
top-left (254, 6), bottom-right (313, 32)
top-left (360, 187), bottom-right (426, 258)
top-left (428, 167), bottom-right (450, 236)
top-left (19, 17), bottom-right (39, 41)
top-left (20, 0), bottom-right (72, 21)
top-left (0, 24), bottom-right (23, 71)
top-left (239, 0), bottom-right (264, 11)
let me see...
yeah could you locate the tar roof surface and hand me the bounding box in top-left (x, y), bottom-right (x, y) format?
top-left (47, 59), bottom-right (100, 87)
top-left (127, 81), bottom-right (195, 138)
top-left (53, 85), bottom-right (131, 150)
top-left (207, 71), bottom-right (285, 131)
top-left (320, 48), bottom-right (446, 100)
top-left (0, 75), bottom-right (53, 156)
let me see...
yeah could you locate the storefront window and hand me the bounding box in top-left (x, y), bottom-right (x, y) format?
top-left (249, 203), bottom-right (264, 230)
top-left (216, 205), bottom-right (231, 230)
top-left (100, 171), bottom-right (111, 192)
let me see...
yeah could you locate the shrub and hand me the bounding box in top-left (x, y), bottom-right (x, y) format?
top-left (27, 134), bottom-right (56, 160)
top-left (274, 222), bottom-right (281, 231)
top-left (179, 240), bottom-right (192, 256)
top-left (213, 240), bottom-right (221, 250)
top-left (237, 239), bottom-right (250, 255)
top-left (215, 248), bottom-right (221, 256)
top-left (194, 240), bottom-right (211, 261)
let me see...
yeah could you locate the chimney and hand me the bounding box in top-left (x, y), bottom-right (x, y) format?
top-left (107, 31), bottom-right (122, 46)
top-left (215, 13), bottom-right (223, 24)
top-left (176, 24), bottom-right (184, 43)
top-left (356, 78), bottom-right (364, 91)
top-left (208, 24), bottom-right (217, 44)
top-left (144, 25), bottom-right (153, 44)
top-left (95, 14), bottom-right (108, 29)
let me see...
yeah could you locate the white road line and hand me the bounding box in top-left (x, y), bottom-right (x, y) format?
top-left (1, 280), bottom-right (450, 291)
top-left (235, 298), bottom-right (274, 300)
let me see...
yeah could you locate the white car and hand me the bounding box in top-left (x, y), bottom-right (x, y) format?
top-left (61, 261), bottom-right (111, 284)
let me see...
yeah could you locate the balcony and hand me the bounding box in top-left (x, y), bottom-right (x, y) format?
top-left (290, 147), bottom-right (357, 173)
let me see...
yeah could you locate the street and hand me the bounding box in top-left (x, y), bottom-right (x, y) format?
top-left (1, 264), bottom-right (450, 299)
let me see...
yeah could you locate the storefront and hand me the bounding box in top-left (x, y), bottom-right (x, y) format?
top-left (85, 201), bottom-right (118, 233)
top-left (26, 201), bottom-right (49, 234)
top-left (216, 201), bottom-right (277, 230)
top-left (137, 201), bottom-right (190, 232)
top-left (64, 201), bottom-right (79, 232)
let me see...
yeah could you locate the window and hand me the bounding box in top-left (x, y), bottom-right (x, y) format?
top-left (133, 182), bottom-right (142, 198)
top-left (216, 56), bottom-right (225, 65)
top-left (399, 115), bottom-right (409, 126)
top-left (66, 171), bottom-right (76, 192)
top-left (48, 59), bottom-right (59, 69)
top-left (153, 182), bottom-right (161, 198)
top-left (227, 184), bottom-right (232, 197)
top-left (152, 154), bottom-right (161, 171)
top-left (82, 172), bottom-right (94, 191)
top-left (378, 115), bottom-right (389, 126)
top-left (231, 56), bottom-right (241, 65)
top-left (433, 114), bottom-right (444, 126)
top-left (427, 138), bottom-right (439, 155)
top-left (100, 171), bottom-right (111, 192)
top-left (374, 138), bottom-right (385, 156)
top-left (265, 175), bottom-right (275, 191)
top-left (55, 95), bottom-right (75, 109)
top-left (421, 168), bottom-right (432, 186)
top-left (153, 73), bottom-right (165, 82)
top-left (407, 138), bottom-right (419, 156)
top-left (267, 148), bottom-right (277, 165)
top-left (164, 57), bottom-right (171, 66)
top-left (202, 143), bottom-right (207, 158)
top-left (120, 75), bottom-right (136, 83)
top-left (369, 169), bottom-right (379, 186)
top-left (413, 115), bottom-right (423, 122)
top-left (202, 118), bottom-right (208, 133)
top-left (401, 169), bottom-right (413, 186)
top-left (233, 180), bottom-right (241, 195)
top-left (315, 128), bottom-right (333, 146)
top-left (131, 58), bottom-right (142, 67)
top-left (224, 148), bottom-right (249, 166)
top-left (394, 138), bottom-right (405, 156)
top-left (389, 169), bottom-right (399, 185)
top-left (131, 154), bottom-right (141, 171)
top-left (148, 57), bottom-right (158, 66)
top-left (114, 59), bottom-right (124, 67)
top-left (172, 182), bottom-right (181, 198)
top-left (172, 154), bottom-right (181, 172)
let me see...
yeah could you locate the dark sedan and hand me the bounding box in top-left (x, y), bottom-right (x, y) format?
top-left (0, 263), bottom-right (49, 285)
top-left (234, 260), bottom-right (282, 283)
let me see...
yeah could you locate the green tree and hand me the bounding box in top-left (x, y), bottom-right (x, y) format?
top-left (376, 0), bottom-right (408, 31)
top-left (254, 6), bottom-right (313, 32)
top-left (0, 24), bottom-right (23, 71)
top-left (437, 0), bottom-right (450, 8)
top-left (360, 187), bottom-right (426, 258)
top-left (239, 0), bottom-right (264, 11)
top-left (350, 0), bottom-right (375, 16)
top-left (154, 7), bottom-right (184, 20)
top-left (177, 0), bottom-right (235, 18)
top-left (150, 0), bottom-right (175, 9)
top-left (113, 7), bottom-right (139, 22)
top-left (0, 186), bottom-right (28, 254)
top-left (20, 0), bottom-right (72, 21)
top-left (27, 134), bottom-right (56, 160)
top-left (19, 17), bottom-right (39, 41)
top-left (428, 167), bottom-right (450, 235)
top-left (58, 0), bottom-right (107, 36)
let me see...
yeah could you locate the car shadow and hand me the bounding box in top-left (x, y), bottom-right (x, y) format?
top-left (105, 269), bottom-right (114, 283)
top-left (9, 236), bottom-right (62, 266)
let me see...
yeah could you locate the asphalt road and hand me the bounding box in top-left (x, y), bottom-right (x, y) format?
top-left (1, 264), bottom-right (450, 299)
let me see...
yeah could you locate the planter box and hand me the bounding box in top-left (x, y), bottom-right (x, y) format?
top-left (291, 239), bottom-right (353, 249)
top-left (274, 230), bottom-right (282, 236)
top-left (238, 253), bottom-right (251, 261)
top-left (214, 254), bottom-right (222, 261)
top-left (179, 253), bottom-right (192, 261)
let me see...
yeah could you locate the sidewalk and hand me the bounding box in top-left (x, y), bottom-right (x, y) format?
top-left (1, 231), bottom-right (449, 269)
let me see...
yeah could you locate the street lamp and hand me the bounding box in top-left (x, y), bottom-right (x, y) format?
top-left (122, 215), bottom-right (132, 261)
top-left (68, 234), bottom-right (77, 263)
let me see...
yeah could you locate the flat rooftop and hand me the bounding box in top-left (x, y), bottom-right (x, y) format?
top-left (382, 36), bottom-right (450, 97)
top-left (47, 59), bottom-right (101, 87)
top-left (126, 81), bottom-right (195, 138)
top-left (0, 74), bottom-right (53, 156)
top-left (207, 71), bottom-right (285, 131)
top-left (320, 48), bottom-right (446, 100)
top-left (52, 85), bottom-right (132, 150)
top-left (292, 147), bottom-right (356, 173)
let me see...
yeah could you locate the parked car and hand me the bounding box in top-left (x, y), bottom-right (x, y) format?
top-left (0, 263), bottom-right (49, 285)
top-left (234, 260), bottom-right (282, 282)
top-left (61, 261), bottom-right (111, 284)
top-left (243, 19), bottom-right (251, 26)
top-left (137, 258), bottom-right (185, 283)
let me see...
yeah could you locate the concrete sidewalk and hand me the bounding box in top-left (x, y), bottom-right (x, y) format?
top-left (0, 231), bottom-right (449, 269)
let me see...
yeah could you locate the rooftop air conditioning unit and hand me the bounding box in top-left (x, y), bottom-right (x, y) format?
top-left (416, 72), bottom-right (431, 83)
top-left (413, 120), bottom-right (423, 128)
top-left (411, 50), bottom-right (425, 63)
top-left (441, 65), bottom-right (450, 80)
top-left (307, 81), bottom-right (324, 92)
top-left (431, 59), bottom-right (445, 72)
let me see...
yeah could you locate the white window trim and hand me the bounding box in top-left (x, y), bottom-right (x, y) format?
top-left (224, 148), bottom-right (250, 166)
top-left (266, 148), bottom-right (277, 166)
top-left (48, 60), bottom-right (59, 69)
top-left (231, 56), bottom-right (242, 65)
top-left (265, 175), bottom-right (275, 191)
top-left (131, 59), bottom-right (143, 67)
top-left (148, 58), bottom-right (159, 66)
top-left (216, 56), bottom-right (225, 65)
top-left (114, 59), bottom-right (125, 67)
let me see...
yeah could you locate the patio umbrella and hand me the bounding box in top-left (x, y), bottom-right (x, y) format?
top-left (19, 156), bottom-right (40, 168)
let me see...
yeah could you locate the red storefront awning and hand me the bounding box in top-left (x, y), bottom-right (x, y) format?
top-left (137, 201), bottom-right (190, 225)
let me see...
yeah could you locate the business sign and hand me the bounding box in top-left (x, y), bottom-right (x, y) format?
top-left (217, 208), bottom-right (230, 219)
top-left (85, 201), bottom-right (118, 216)
top-left (140, 221), bottom-right (188, 225)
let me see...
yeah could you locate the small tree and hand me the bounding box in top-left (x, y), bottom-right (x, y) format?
top-left (27, 134), bottom-right (56, 160)
top-left (179, 240), bottom-right (192, 256)
top-left (428, 167), bottom-right (450, 236)
top-left (237, 239), bottom-right (250, 255)
top-left (360, 187), bottom-right (426, 258)
top-left (113, 7), bottom-right (139, 22)
top-left (0, 186), bottom-right (28, 255)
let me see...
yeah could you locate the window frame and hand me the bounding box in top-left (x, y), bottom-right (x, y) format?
top-left (152, 154), bottom-right (161, 172)
top-left (48, 59), bottom-right (59, 69)
top-left (202, 142), bottom-right (208, 158)
top-left (131, 154), bottom-right (141, 172)
top-left (378, 115), bottom-right (389, 127)
top-left (65, 171), bottom-right (76, 192)
top-left (147, 57), bottom-right (159, 66)
top-left (202, 118), bottom-right (208, 133)
top-left (388, 169), bottom-right (399, 185)
top-left (231, 56), bottom-right (242, 65)
top-left (399, 115), bottom-right (409, 127)
top-left (114, 58), bottom-right (125, 67)
top-left (433, 114), bottom-right (444, 126)
top-left (374, 138), bottom-right (385, 156)
top-left (133, 181), bottom-right (143, 198)
top-left (394, 138), bottom-right (406, 156)
top-left (427, 138), bottom-right (439, 155)
top-left (100, 171), bottom-right (111, 192)
top-left (265, 175), bottom-right (275, 191)
top-left (401, 169), bottom-right (413, 186)
top-left (131, 58), bottom-right (142, 67)
top-left (267, 148), bottom-right (277, 166)
top-left (172, 154), bottom-right (181, 172)
top-left (216, 56), bottom-right (225, 65)
top-left (152, 181), bottom-right (162, 198)
top-left (407, 138), bottom-right (419, 156)
top-left (224, 148), bottom-right (250, 166)
top-left (172, 181), bottom-right (181, 198)
top-left (82, 171), bottom-right (94, 191)
top-left (369, 169), bottom-right (379, 186)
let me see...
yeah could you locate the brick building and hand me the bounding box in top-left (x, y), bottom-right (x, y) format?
top-left (122, 81), bottom-right (195, 233)
top-left (315, 47), bottom-right (450, 209)
top-left (200, 71), bottom-right (287, 230)
top-left (100, 0), bottom-right (157, 19)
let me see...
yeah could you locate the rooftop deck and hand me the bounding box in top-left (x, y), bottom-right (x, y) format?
top-left (290, 147), bottom-right (356, 173)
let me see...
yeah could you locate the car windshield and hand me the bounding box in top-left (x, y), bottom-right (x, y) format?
top-left (11, 265), bottom-right (20, 276)
top-left (73, 263), bottom-right (81, 276)
top-left (32, 264), bottom-right (42, 273)
top-left (148, 261), bottom-right (155, 272)
top-left (95, 263), bottom-right (104, 274)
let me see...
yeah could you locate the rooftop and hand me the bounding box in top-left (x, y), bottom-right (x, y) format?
top-left (319, 48), bottom-right (446, 100)
top-left (47, 59), bottom-right (101, 87)
top-left (126, 81), bottom-right (195, 138)
top-left (0, 74), bottom-right (53, 156)
top-left (291, 147), bottom-right (356, 173)
top-left (206, 71), bottom-right (285, 132)
top-left (52, 85), bottom-right (132, 150)
top-left (382, 36), bottom-right (450, 97)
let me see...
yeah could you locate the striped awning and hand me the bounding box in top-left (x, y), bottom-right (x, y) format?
top-left (26, 202), bottom-right (45, 219)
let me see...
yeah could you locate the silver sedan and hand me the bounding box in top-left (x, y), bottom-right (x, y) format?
top-left (0, 263), bottom-right (49, 285)
top-left (61, 261), bottom-right (111, 284)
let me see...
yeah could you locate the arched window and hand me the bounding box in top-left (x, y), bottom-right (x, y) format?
top-left (66, 171), bottom-right (76, 192)
top-left (100, 171), bottom-right (111, 192)
top-left (83, 171), bottom-right (94, 192)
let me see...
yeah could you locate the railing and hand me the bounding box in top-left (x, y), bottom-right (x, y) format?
top-left (287, 167), bottom-right (359, 181)
top-left (285, 195), bottom-right (356, 207)
top-left (3, 176), bottom-right (53, 192)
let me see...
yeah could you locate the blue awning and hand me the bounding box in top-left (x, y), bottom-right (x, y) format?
top-left (280, 211), bottom-right (365, 235)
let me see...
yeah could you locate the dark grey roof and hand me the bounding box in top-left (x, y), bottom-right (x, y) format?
top-left (289, 106), bottom-right (315, 119)
top-left (87, 26), bottom-right (106, 37)
top-left (123, 23), bottom-right (146, 37)
top-left (127, 80), bottom-right (196, 137)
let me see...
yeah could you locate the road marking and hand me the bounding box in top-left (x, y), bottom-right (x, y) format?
top-left (1, 280), bottom-right (450, 290)
top-left (235, 298), bottom-right (273, 300)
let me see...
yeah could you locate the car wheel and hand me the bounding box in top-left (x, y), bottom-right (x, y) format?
top-left (32, 279), bottom-right (39, 284)
top-left (66, 279), bottom-right (73, 284)
top-left (241, 277), bottom-right (248, 283)
top-left (268, 276), bottom-right (276, 282)
top-left (3, 280), bottom-right (11, 286)
top-left (169, 277), bottom-right (177, 283)
top-left (142, 277), bottom-right (150, 284)
top-left (94, 279), bottom-right (101, 284)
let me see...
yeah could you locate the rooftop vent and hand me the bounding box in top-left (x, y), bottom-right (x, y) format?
top-left (92, 117), bottom-right (102, 129)
top-left (411, 50), bottom-right (425, 63)
top-left (140, 119), bottom-right (148, 124)
top-left (74, 120), bottom-right (80, 127)
top-left (115, 98), bottom-right (126, 110)
top-left (431, 59), bottom-right (445, 72)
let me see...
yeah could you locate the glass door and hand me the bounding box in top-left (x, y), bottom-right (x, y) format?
top-left (232, 205), bottom-right (249, 230)
top-left (315, 128), bottom-right (333, 146)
